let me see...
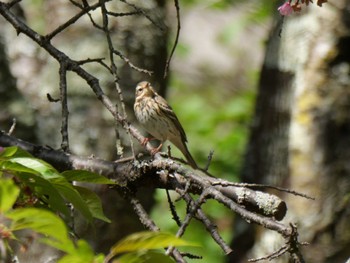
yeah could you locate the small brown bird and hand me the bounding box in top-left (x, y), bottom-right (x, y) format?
top-left (134, 81), bottom-right (198, 169)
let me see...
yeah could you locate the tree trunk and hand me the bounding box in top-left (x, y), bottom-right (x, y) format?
top-left (229, 1), bottom-right (350, 262)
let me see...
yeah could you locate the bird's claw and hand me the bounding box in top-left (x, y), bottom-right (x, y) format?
top-left (151, 143), bottom-right (163, 156)
top-left (141, 138), bottom-right (151, 146)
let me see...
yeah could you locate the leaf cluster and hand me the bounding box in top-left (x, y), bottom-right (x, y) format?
top-left (0, 146), bottom-right (195, 262)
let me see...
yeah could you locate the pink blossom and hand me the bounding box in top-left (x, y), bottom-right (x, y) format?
top-left (278, 2), bottom-right (293, 16)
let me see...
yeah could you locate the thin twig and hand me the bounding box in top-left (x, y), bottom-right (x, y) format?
top-left (107, 10), bottom-right (141, 17)
top-left (128, 196), bottom-right (186, 263)
top-left (119, 0), bottom-right (165, 31)
top-left (112, 49), bottom-right (153, 75)
top-left (182, 190), bottom-right (233, 255)
top-left (99, 1), bottom-right (136, 158)
top-left (68, 0), bottom-right (83, 9)
top-left (248, 245), bottom-right (288, 262)
top-left (204, 150), bottom-right (214, 171)
top-left (128, 196), bottom-right (159, 231)
top-left (59, 63), bottom-right (70, 152)
top-left (163, 0), bottom-right (181, 79)
top-left (116, 82), bottom-right (136, 158)
top-left (166, 190), bottom-right (208, 256)
top-left (8, 118), bottom-right (16, 135)
top-left (46, 1), bottom-right (106, 40)
top-left (47, 93), bottom-right (60, 102)
top-left (6, 0), bottom-right (21, 9)
top-left (167, 145), bottom-right (172, 158)
top-left (166, 188), bottom-right (182, 226)
top-left (77, 57), bottom-right (112, 74)
top-left (171, 179), bottom-right (232, 255)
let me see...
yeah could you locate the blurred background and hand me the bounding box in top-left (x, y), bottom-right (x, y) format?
top-left (1, 0), bottom-right (350, 262)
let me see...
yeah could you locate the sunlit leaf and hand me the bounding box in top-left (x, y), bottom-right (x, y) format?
top-left (0, 146), bottom-right (33, 158)
top-left (110, 231), bottom-right (197, 256)
top-left (58, 240), bottom-right (103, 263)
top-left (116, 250), bottom-right (175, 263)
top-left (74, 186), bottom-right (110, 223)
top-left (0, 179), bottom-right (20, 213)
top-left (62, 170), bottom-right (116, 185)
top-left (0, 146), bottom-right (19, 158)
top-left (0, 159), bottom-right (40, 175)
top-left (10, 157), bottom-right (59, 178)
top-left (7, 208), bottom-right (75, 253)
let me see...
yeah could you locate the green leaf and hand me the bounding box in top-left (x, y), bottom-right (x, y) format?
top-left (117, 250), bottom-right (175, 263)
top-left (58, 240), bottom-right (103, 263)
top-left (50, 177), bottom-right (93, 222)
top-left (8, 156), bottom-right (93, 221)
top-left (0, 179), bottom-right (20, 213)
top-left (6, 208), bottom-right (75, 253)
top-left (62, 170), bottom-right (116, 185)
top-left (0, 146), bottom-right (19, 158)
top-left (74, 186), bottom-right (110, 223)
top-left (7, 157), bottom-right (95, 222)
top-left (110, 231), bottom-right (197, 256)
top-left (10, 157), bottom-right (59, 178)
top-left (0, 159), bottom-right (40, 175)
top-left (15, 172), bottom-right (70, 217)
top-left (0, 146), bottom-right (35, 158)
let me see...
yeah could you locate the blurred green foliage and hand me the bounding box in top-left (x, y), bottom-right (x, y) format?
top-left (170, 79), bottom-right (256, 180)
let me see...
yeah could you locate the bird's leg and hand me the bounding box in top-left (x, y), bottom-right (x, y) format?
top-left (141, 137), bottom-right (162, 155)
top-left (151, 143), bottom-right (163, 156)
top-left (141, 137), bottom-right (156, 146)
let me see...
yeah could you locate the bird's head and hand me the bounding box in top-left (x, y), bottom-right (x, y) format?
top-left (135, 81), bottom-right (156, 100)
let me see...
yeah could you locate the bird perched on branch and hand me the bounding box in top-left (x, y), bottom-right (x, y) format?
top-left (134, 81), bottom-right (198, 169)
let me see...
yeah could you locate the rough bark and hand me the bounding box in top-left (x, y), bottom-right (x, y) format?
top-left (230, 1), bottom-right (350, 262)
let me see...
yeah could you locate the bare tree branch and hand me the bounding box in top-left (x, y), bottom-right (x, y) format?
top-left (0, 130), bottom-right (306, 261)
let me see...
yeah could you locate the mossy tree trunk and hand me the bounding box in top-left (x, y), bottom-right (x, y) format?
top-left (230, 1), bottom-right (350, 262)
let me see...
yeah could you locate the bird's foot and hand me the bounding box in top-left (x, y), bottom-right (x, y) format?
top-left (151, 143), bottom-right (163, 156)
top-left (141, 137), bottom-right (154, 146)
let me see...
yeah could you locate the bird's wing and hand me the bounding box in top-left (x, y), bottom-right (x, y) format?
top-left (154, 94), bottom-right (188, 142)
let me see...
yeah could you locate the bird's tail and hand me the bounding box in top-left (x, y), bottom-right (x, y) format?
top-left (170, 135), bottom-right (198, 169)
top-left (173, 139), bottom-right (198, 169)
top-left (183, 148), bottom-right (198, 169)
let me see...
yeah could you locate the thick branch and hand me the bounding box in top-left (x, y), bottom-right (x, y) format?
top-left (0, 131), bottom-right (305, 259)
top-left (0, 131), bottom-right (286, 220)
